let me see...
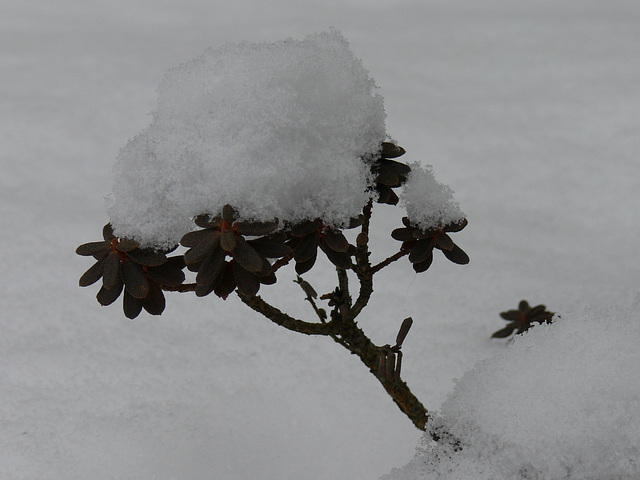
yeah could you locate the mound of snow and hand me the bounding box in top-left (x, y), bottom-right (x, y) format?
top-left (108, 30), bottom-right (386, 248)
top-left (384, 299), bottom-right (640, 479)
top-left (401, 162), bottom-right (464, 230)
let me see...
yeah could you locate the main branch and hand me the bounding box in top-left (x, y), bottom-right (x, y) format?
top-left (237, 292), bottom-right (336, 336)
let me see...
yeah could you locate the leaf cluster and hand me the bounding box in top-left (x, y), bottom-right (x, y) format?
top-left (492, 300), bottom-right (555, 338)
top-left (77, 142), bottom-right (470, 319)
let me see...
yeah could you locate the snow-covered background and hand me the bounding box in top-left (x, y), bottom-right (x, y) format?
top-left (2, 1), bottom-right (639, 479)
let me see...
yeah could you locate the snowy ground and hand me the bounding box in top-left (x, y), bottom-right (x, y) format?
top-left (2, 1), bottom-right (639, 479)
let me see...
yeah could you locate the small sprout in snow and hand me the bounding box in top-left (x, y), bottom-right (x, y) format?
top-left (492, 300), bottom-right (555, 338)
top-left (76, 224), bottom-right (185, 318)
top-left (392, 217), bottom-right (469, 272)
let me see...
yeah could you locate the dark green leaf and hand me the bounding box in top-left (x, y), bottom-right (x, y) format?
top-left (323, 229), bottom-right (349, 253)
top-left (255, 256), bottom-right (273, 277)
top-left (442, 245), bottom-right (470, 265)
top-left (196, 248), bottom-right (226, 287)
top-left (142, 282), bottom-right (165, 315)
top-left (76, 241), bottom-right (109, 257)
top-left (233, 262), bottom-right (260, 297)
top-left (214, 263), bottom-right (237, 299)
top-left (294, 233), bottom-right (319, 263)
top-left (121, 260), bottom-right (150, 299)
top-left (146, 256), bottom-right (186, 286)
top-left (321, 243), bottom-right (352, 269)
top-left (387, 189), bottom-right (399, 205)
top-left (377, 167), bottom-right (400, 187)
top-left (401, 240), bottom-right (417, 251)
top-left (115, 238), bottom-right (140, 252)
top-left (126, 248), bottom-right (167, 267)
top-left (181, 229), bottom-right (215, 248)
top-left (518, 300), bottom-right (530, 311)
top-left (375, 184), bottom-right (399, 205)
top-left (103, 224), bottom-right (115, 241)
top-left (194, 214), bottom-right (221, 229)
top-left (102, 251), bottom-right (121, 290)
top-left (531, 312), bottom-right (553, 324)
top-left (233, 236), bottom-right (265, 273)
top-left (346, 216), bottom-right (363, 229)
top-left (412, 252), bottom-right (433, 273)
top-left (96, 276), bottom-right (123, 306)
top-left (409, 239), bottom-right (434, 264)
top-left (79, 256), bottom-right (107, 287)
top-left (445, 218), bottom-right (468, 233)
top-left (413, 228), bottom-right (437, 240)
top-left (187, 261), bottom-right (202, 273)
top-left (235, 220), bottom-right (278, 236)
top-left (290, 220), bottom-right (320, 237)
top-left (222, 204), bottom-right (236, 223)
top-left (500, 310), bottom-right (521, 321)
top-left (381, 159), bottom-right (411, 175)
top-left (195, 281), bottom-right (216, 297)
top-left (295, 251), bottom-right (317, 274)
top-left (248, 237), bottom-right (292, 258)
top-left (376, 185), bottom-right (392, 204)
top-left (435, 233), bottom-right (455, 251)
top-left (529, 305), bottom-right (547, 316)
top-left (123, 290), bottom-right (143, 319)
top-left (381, 142), bottom-right (406, 158)
top-left (219, 229), bottom-right (238, 252)
top-left (491, 325), bottom-right (517, 338)
top-left (391, 228), bottom-right (415, 242)
top-left (184, 230), bottom-right (220, 265)
top-left (258, 271), bottom-right (277, 285)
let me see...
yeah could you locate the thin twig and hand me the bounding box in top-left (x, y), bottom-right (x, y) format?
top-left (371, 249), bottom-right (410, 274)
top-left (350, 201), bottom-right (374, 320)
top-left (336, 267), bottom-right (351, 314)
top-left (237, 292), bottom-right (336, 336)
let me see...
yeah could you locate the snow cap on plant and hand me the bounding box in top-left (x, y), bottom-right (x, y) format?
top-left (107, 29), bottom-right (386, 248)
top-left (400, 162), bottom-right (464, 231)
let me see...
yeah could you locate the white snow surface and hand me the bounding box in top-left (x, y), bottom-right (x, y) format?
top-left (2, 1), bottom-right (640, 479)
top-left (108, 30), bottom-right (386, 248)
top-left (383, 301), bottom-right (640, 479)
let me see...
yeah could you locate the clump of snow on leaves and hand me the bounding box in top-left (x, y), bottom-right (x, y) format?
top-left (400, 162), bottom-right (464, 230)
top-left (108, 30), bottom-right (386, 248)
top-left (383, 299), bottom-right (640, 480)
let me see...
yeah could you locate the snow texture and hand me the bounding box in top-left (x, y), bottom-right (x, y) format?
top-left (383, 300), bottom-right (640, 480)
top-left (401, 162), bottom-right (464, 229)
top-left (108, 30), bottom-right (386, 248)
